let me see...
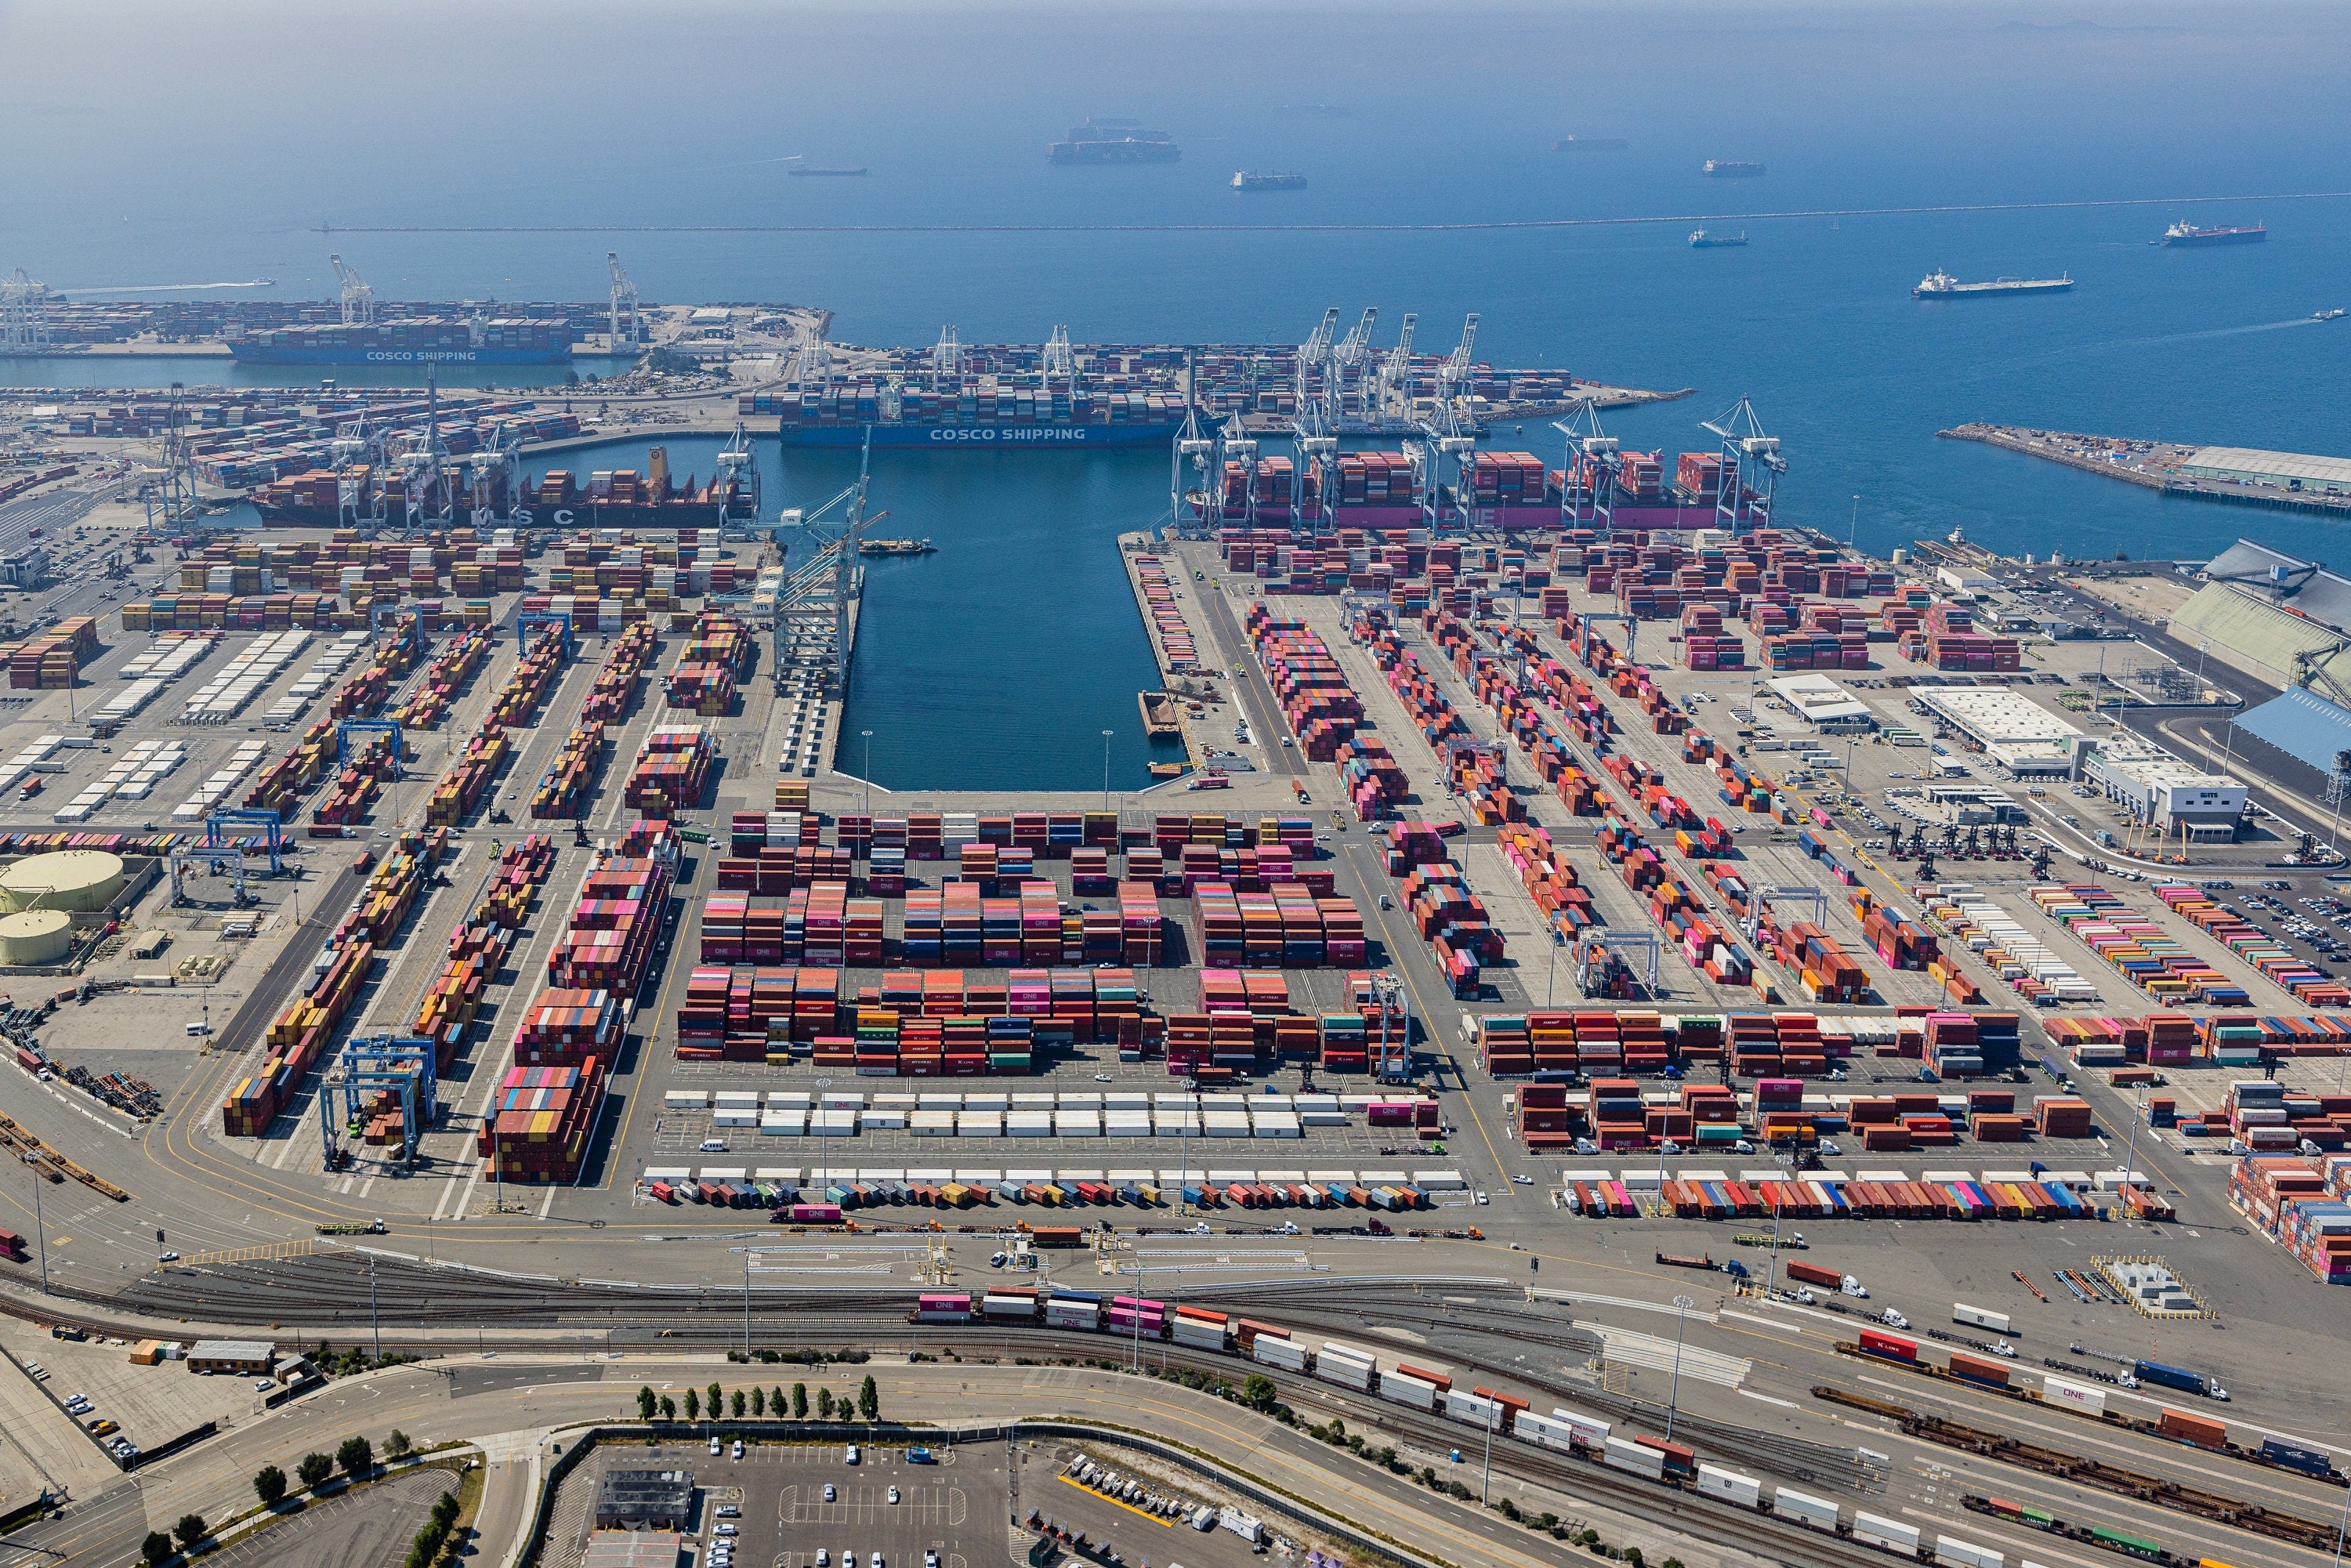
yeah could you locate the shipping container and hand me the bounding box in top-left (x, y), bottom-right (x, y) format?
top-left (1600, 1436), bottom-right (1665, 1479)
top-left (2040, 1373), bottom-right (2106, 1417)
top-left (1770, 1487), bottom-right (1839, 1531)
top-left (1852, 1512), bottom-right (1921, 1554)
top-left (1695, 1464), bottom-right (1762, 1508)
top-left (1952, 1302), bottom-right (2011, 1334)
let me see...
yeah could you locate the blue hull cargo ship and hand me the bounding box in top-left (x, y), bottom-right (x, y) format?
top-left (231, 316), bottom-right (575, 365)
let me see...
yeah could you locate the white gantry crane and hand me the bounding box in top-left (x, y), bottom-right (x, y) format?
top-left (1292, 307), bottom-right (1340, 425)
top-left (606, 252), bottom-right (643, 350)
top-left (930, 324), bottom-right (965, 391)
top-left (1330, 306), bottom-right (1378, 405)
top-left (328, 254), bottom-right (377, 327)
top-left (1700, 394), bottom-right (1786, 531)
top-left (1553, 397), bottom-right (1622, 533)
top-left (1040, 323), bottom-right (1075, 385)
top-left (1377, 313), bottom-right (1418, 418)
top-left (2, 269), bottom-right (50, 355)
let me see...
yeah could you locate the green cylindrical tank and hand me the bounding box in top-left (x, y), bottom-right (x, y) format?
top-left (0, 849), bottom-right (125, 914)
top-left (0, 909), bottom-right (74, 965)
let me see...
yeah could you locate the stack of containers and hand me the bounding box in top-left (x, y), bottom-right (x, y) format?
top-left (625, 725), bottom-right (713, 817)
top-left (476, 1060), bottom-right (608, 1184)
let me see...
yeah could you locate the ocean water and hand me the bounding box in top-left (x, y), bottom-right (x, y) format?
top-left (6, 1), bottom-right (2350, 782)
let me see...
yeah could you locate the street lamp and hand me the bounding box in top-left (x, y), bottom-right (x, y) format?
top-left (23, 1154), bottom-right (49, 1294)
top-left (1665, 1294), bottom-right (1696, 1441)
top-left (1101, 730), bottom-right (1115, 816)
top-left (1545, 926), bottom-right (1564, 1008)
top-left (2117, 1084), bottom-right (2147, 1220)
top-left (860, 730), bottom-right (872, 817)
top-left (1848, 494), bottom-right (1860, 549)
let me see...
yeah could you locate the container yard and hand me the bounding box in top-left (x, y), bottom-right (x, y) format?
top-left (9, 328), bottom-right (2351, 1568)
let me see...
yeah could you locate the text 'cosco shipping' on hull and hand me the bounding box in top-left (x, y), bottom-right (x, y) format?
top-left (777, 421), bottom-right (1189, 448)
top-left (228, 346), bottom-right (574, 365)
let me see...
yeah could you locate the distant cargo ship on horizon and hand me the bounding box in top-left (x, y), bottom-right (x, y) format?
top-left (785, 160), bottom-right (868, 177)
top-left (1049, 119), bottom-right (1180, 164)
top-left (1913, 269), bottom-right (2074, 299)
top-left (1703, 159), bottom-right (1766, 177)
top-left (1689, 230), bottom-right (1748, 248)
top-left (1232, 171), bottom-right (1306, 191)
top-left (2162, 219), bottom-right (2266, 247)
top-left (1552, 135), bottom-right (1628, 151)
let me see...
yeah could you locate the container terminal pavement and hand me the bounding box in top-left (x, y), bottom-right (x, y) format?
top-left (4, 518), bottom-right (2351, 1568)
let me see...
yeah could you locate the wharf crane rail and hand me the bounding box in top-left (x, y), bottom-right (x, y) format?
top-left (1810, 1385), bottom-right (2338, 1552)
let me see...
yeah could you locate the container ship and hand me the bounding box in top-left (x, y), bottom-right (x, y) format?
top-left (1689, 230), bottom-right (1748, 248)
top-left (744, 384), bottom-right (1191, 448)
top-left (2163, 219), bottom-right (2266, 247)
top-left (1913, 270), bottom-right (2074, 299)
top-left (1233, 172), bottom-right (1307, 191)
top-left (230, 316), bottom-right (574, 365)
top-left (1049, 119), bottom-right (1180, 164)
top-left (1189, 447), bottom-right (1762, 533)
top-left (246, 447), bottom-right (748, 528)
top-left (1703, 160), bottom-right (1766, 177)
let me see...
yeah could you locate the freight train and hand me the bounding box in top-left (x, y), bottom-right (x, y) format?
top-left (900, 1287), bottom-right (2063, 1565)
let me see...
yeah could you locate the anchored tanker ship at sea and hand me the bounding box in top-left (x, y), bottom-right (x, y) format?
top-left (1912, 269), bottom-right (2074, 299)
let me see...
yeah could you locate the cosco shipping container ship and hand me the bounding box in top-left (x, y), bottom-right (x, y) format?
top-left (744, 384), bottom-right (1191, 447)
top-left (230, 316), bottom-right (576, 365)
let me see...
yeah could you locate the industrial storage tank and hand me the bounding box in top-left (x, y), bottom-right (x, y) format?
top-left (0, 909), bottom-right (74, 965)
top-left (0, 849), bottom-right (125, 914)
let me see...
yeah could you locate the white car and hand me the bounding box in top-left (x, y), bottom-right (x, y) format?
top-left (709, 1438), bottom-right (722, 1455)
top-left (253, 1379), bottom-right (275, 1392)
top-left (824, 1485), bottom-right (836, 1503)
top-left (887, 1487), bottom-right (899, 1505)
top-left (731, 1439), bottom-right (744, 1459)
top-left (846, 1444), bottom-right (860, 1465)
top-left (716, 1525), bottom-right (737, 1537)
top-left (717, 1507), bottom-right (740, 1519)
top-left (817, 1554), bottom-right (830, 1568)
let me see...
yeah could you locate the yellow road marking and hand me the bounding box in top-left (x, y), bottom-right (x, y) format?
top-left (1056, 1473), bottom-right (1174, 1526)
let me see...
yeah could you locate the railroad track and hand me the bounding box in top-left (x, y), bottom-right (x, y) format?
top-left (1814, 1385), bottom-right (2339, 1554)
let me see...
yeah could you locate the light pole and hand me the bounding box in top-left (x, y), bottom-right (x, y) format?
top-left (24, 1154), bottom-right (49, 1294)
top-left (744, 1248), bottom-right (754, 1359)
top-left (1101, 730), bottom-right (1115, 817)
top-left (1177, 1075), bottom-right (1196, 1217)
top-left (1848, 494), bottom-right (1859, 549)
top-left (2331, 1467), bottom-right (2351, 1568)
top-left (2331, 751), bottom-right (2351, 854)
top-left (1480, 1400), bottom-right (1498, 1504)
top-left (1665, 1294), bottom-right (1695, 1441)
top-left (1545, 927), bottom-right (1563, 1008)
top-left (2118, 1084), bottom-right (2147, 1219)
top-left (860, 730), bottom-right (872, 817)
top-left (1129, 1258), bottom-right (1145, 1374)
top-left (368, 1255), bottom-right (381, 1363)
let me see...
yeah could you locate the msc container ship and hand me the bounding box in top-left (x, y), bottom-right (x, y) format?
top-left (744, 385), bottom-right (1191, 448)
top-left (230, 316), bottom-right (575, 365)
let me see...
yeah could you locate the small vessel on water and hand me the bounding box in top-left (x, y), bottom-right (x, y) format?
top-left (2162, 219), bottom-right (2266, 247)
top-left (1232, 171), bottom-right (1307, 191)
top-left (1552, 135), bottom-right (1628, 151)
top-left (1913, 269), bottom-right (2074, 299)
top-left (786, 161), bottom-right (868, 177)
top-left (2314, 308), bottom-right (2346, 322)
top-left (1137, 691), bottom-right (1183, 739)
top-left (1689, 230), bottom-right (1748, 248)
top-left (1703, 159), bottom-right (1766, 177)
top-left (857, 538), bottom-right (934, 556)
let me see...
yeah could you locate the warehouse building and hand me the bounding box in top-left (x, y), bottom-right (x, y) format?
top-left (2171, 540), bottom-right (2351, 691)
top-left (1913, 686), bottom-right (2080, 777)
top-left (2180, 447), bottom-right (2351, 497)
top-left (1765, 674), bottom-right (1876, 733)
top-left (2079, 738), bottom-right (2245, 842)
top-left (594, 1470), bottom-right (695, 1532)
top-left (186, 1339), bottom-right (277, 1376)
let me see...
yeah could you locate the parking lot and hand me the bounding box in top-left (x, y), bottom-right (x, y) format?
top-left (0, 1321), bottom-right (279, 1467)
top-left (698, 1438), bottom-right (998, 1568)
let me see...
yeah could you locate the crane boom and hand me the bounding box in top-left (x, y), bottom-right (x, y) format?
top-left (328, 253), bottom-right (376, 327)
